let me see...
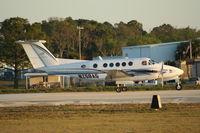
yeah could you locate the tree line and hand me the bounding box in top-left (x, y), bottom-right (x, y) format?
top-left (0, 17), bottom-right (200, 88)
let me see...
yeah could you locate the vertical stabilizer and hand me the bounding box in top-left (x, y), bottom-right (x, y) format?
top-left (16, 40), bottom-right (58, 69)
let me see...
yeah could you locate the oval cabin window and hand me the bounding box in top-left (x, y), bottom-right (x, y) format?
top-left (109, 63), bottom-right (114, 67)
top-left (81, 64), bottom-right (86, 68)
top-left (103, 63), bottom-right (108, 68)
top-left (93, 63), bottom-right (98, 68)
top-left (115, 62), bottom-right (120, 67)
top-left (122, 62), bottom-right (126, 67)
top-left (128, 61), bottom-right (133, 66)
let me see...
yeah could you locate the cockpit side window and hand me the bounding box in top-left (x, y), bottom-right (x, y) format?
top-left (142, 61), bottom-right (147, 65)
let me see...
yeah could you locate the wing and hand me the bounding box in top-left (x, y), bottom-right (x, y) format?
top-left (105, 70), bottom-right (134, 82)
top-left (128, 69), bottom-right (158, 73)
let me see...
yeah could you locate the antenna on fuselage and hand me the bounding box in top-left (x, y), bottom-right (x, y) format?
top-left (98, 56), bottom-right (103, 61)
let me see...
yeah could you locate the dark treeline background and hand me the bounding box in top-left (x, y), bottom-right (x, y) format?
top-left (0, 17), bottom-right (200, 88)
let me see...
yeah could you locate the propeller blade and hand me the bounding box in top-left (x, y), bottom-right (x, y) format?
top-left (161, 72), bottom-right (164, 87)
top-left (160, 62), bottom-right (164, 87)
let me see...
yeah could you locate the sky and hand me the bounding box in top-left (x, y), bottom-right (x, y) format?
top-left (0, 0), bottom-right (200, 32)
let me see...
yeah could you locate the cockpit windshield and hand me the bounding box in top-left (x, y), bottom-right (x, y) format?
top-left (148, 59), bottom-right (156, 65)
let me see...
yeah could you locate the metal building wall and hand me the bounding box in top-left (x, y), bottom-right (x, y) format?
top-left (150, 43), bottom-right (178, 62)
top-left (122, 42), bottom-right (184, 62)
top-left (191, 60), bottom-right (200, 78)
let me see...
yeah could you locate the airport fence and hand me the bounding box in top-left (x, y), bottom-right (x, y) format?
top-left (0, 80), bottom-right (200, 94)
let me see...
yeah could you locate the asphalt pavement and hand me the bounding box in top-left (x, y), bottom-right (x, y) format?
top-left (0, 90), bottom-right (200, 107)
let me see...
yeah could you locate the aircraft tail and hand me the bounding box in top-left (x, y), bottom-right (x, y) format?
top-left (16, 40), bottom-right (59, 69)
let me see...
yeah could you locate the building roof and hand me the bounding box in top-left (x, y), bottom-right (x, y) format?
top-left (122, 41), bottom-right (188, 49)
top-left (24, 73), bottom-right (48, 77)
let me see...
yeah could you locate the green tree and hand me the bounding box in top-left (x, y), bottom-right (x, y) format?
top-left (150, 24), bottom-right (176, 42)
top-left (0, 17), bottom-right (46, 88)
top-left (26, 23), bottom-right (46, 40)
top-left (175, 42), bottom-right (188, 61)
top-left (94, 22), bottom-right (117, 57)
top-left (150, 24), bottom-right (200, 43)
top-left (176, 39), bottom-right (200, 61)
top-left (192, 39), bottom-right (200, 58)
top-left (127, 35), bottom-right (161, 46)
top-left (42, 18), bottom-right (78, 58)
top-left (175, 27), bottom-right (200, 41)
top-left (115, 20), bottom-right (146, 45)
top-left (0, 17), bottom-right (29, 88)
top-left (103, 38), bottom-right (120, 56)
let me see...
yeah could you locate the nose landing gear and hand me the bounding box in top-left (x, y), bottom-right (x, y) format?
top-left (176, 83), bottom-right (182, 90)
top-left (175, 78), bottom-right (182, 90)
top-left (176, 82), bottom-right (183, 91)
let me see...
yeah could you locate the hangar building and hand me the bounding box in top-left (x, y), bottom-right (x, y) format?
top-left (122, 41), bottom-right (187, 62)
top-left (122, 40), bottom-right (200, 78)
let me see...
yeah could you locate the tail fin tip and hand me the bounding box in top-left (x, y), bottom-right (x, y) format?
top-left (16, 40), bottom-right (46, 44)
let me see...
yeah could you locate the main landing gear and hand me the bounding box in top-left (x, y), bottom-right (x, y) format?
top-left (116, 84), bottom-right (128, 93)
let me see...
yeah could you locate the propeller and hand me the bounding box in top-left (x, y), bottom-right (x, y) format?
top-left (159, 62), bottom-right (164, 87)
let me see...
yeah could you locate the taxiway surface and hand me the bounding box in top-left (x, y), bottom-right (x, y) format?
top-left (0, 90), bottom-right (200, 107)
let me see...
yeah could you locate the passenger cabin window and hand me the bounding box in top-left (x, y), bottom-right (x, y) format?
top-left (103, 63), bottom-right (108, 68)
top-left (109, 63), bottom-right (114, 67)
top-left (128, 61), bottom-right (133, 66)
top-left (93, 63), bottom-right (98, 68)
top-left (142, 61), bottom-right (147, 65)
top-left (122, 62), bottom-right (126, 67)
top-left (81, 64), bottom-right (86, 68)
top-left (115, 62), bottom-right (120, 67)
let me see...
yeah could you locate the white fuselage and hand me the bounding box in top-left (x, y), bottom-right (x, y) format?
top-left (38, 57), bottom-right (183, 82)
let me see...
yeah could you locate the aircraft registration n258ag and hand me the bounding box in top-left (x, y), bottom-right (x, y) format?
top-left (16, 40), bottom-right (184, 92)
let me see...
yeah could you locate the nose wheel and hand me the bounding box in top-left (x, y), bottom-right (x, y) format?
top-left (176, 83), bottom-right (182, 90)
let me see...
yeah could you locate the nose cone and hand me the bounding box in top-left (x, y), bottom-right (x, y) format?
top-left (177, 68), bottom-right (184, 76)
top-left (167, 65), bottom-right (184, 76)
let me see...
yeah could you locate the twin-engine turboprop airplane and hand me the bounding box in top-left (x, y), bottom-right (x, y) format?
top-left (16, 40), bottom-right (184, 92)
